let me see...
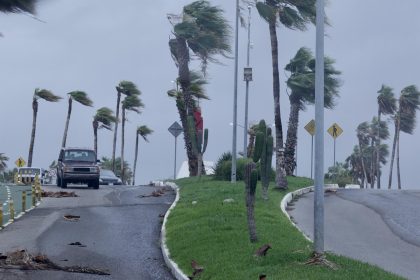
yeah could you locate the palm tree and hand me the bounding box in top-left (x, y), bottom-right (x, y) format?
top-left (168, 0), bottom-right (231, 176)
top-left (120, 94), bottom-right (143, 183)
top-left (368, 117), bottom-right (390, 188)
top-left (132, 125), bottom-right (153, 186)
top-left (112, 81), bottom-right (141, 172)
top-left (376, 85), bottom-right (396, 188)
top-left (284, 47), bottom-right (341, 175)
top-left (356, 122), bottom-right (370, 188)
top-left (61, 91), bottom-right (93, 148)
top-left (255, 0), bottom-right (316, 189)
top-left (388, 85), bottom-right (420, 189)
top-left (0, 153), bottom-right (8, 173)
top-left (0, 1), bottom-right (37, 13)
top-left (28, 88), bottom-right (61, 167)
top-left (93, 107), bottom-right (117, 157)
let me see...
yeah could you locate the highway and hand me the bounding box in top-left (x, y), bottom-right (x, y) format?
top-left (289, 189), bottom-right (420, 280)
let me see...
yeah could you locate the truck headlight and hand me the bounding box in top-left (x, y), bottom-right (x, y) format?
top-left (90, 166), bottom-right (100, 173)
top-left (64, 166), bottom-right (73, 172)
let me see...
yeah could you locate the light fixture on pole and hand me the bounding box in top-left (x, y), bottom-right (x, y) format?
top-left (231, 0), bottom-right (240, 183)
top-left (243, 4), bottom-right (253, 158)
top-left (314, 0), bottom-right (325, 255)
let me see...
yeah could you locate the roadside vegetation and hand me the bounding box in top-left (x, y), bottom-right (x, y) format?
top-left (165, 176), bottom-right (402, 280)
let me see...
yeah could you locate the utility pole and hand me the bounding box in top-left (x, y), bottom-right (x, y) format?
top-left (314, 0), bottom-right (325, 255)
top-left (231, 0), bottom-right (239, 183)
top-left (243, 4), bottom-right (252, 157)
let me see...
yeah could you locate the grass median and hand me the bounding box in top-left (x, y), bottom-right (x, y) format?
top-left (165, 176), bottom-right (402, 280)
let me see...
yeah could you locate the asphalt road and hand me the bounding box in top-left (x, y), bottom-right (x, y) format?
top-left (0, 184), bottom-right (176, 280)
top-left (289, 189), bottom-right (420, 280)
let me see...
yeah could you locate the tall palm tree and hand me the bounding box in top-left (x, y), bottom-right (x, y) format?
top-left (121, 94), bottom-right (143, 183)
top-left (284, 47), bottom-right (341, 175)
top-left (112, 81), bottom-right (141, 172)
top-left (356, 122), bottom-right (370, 188)
top-left (169, 0), bottom-right (231, 176)
top-left (132, 125), bottom-right (153, 186)
top-left (0, 153), bottom-right (8, 173)
top-left (28, 88), bottom-right (61, 167)
top-left (376, 85), bottom-right (396, 188)
top-left (368, 117), bottom-right (390, 188)
top-left (93, 107), bottom-right (117, 157)
top-left (255, 0), bottom-right (316, 189)
top-left (61, 91), bottom-right (93, 148)
top-left (388, 85), bottom-right (420, 189)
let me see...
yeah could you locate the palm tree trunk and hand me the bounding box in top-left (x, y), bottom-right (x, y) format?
top-left (268, 20), bottom-right (287, 189)
top-left (388, 119), bottom-right (398, 189)
top-left (397, 128), bottom-right (401, 189)
top-left (28, 98), bottom-right (38, 167)
top-left (120, 107), bottom-right (126, 184)
top-left (358, 140), bottom-right (368, 189)
top-left (370, 139), bottom-right (375, 189)
top-left (376, 110), bottom-right (381, 189)
top-left (132, 132), bottom-right (139, 186)
top-left (61, 97), bottom-right (72, 148)
top-left (284, 101), bottom-right (300, 175)
top-left (93, 120), bottom-right (98, 159)
top-left (247, 132), bottom-right (255, 158)
top-left (112, 91), bottom-right (121, 172)
top-left (176, 36), bottom-right (198, 176)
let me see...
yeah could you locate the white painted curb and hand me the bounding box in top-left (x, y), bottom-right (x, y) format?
top-left (280, 184), bottom-right (338, 242)
top-left (161, 181), bottom-right (189, 280)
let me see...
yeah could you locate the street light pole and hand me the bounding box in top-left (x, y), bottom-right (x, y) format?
top-left (314, 0), bottom-right (325, 254)
top-left (231, 0), bottom-right (240, 183)
top-left (243, 5), bottom-right (252, 158)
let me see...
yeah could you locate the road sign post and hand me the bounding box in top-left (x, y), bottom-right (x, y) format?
top-left (327, 123), bottom-right (343, 167)
top-left (304, 119), bottom-right (316, 179)
top-left (168, 122), bottom-right (183, 180)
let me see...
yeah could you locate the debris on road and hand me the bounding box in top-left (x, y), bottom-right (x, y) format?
top-left (139, 188), bottom-right (168, 198)
top-left (63, 215), bottom-right (80, 221)
top-left (305, 252), bottom-right (338, 270)
top-left (68, 242), bottom-right (87, 247)
top-left (0, 250), bottom-right (110, 275)
top-left (158, 213), bottom-right (165, 218)
top-left (325, 189), bottom-right (337, 194)
top-left (42, 191), bottom-right (79, 198)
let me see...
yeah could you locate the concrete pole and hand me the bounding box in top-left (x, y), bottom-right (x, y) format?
top-left (231, 0), bottom-right (240, 183)
top-left (174, 136), bottom-right (177, 180)
top-left (314, 0), bottom-right (325, 254)
top-left (243, 5), bottom-right (252, 157)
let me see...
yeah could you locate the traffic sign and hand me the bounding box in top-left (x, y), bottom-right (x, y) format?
top-left (304, 119), bottom-right (316, 136)
top-left (327, 123), bottom-right (343, 139)
top-left (168, 121), bottom-right (183, 138)
top-left (15, 157), bottom-right (26, 168)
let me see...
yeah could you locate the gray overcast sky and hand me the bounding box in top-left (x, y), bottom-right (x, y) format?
top-left (0, 1), bottom-right (419, 188)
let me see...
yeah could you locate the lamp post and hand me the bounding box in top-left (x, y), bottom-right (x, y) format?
top-left (231, 0), bottom-right (240, 183)
top-left (314, 0), bottom-right (325, 255)
top-left (243, 4), bottom-right (253, 158)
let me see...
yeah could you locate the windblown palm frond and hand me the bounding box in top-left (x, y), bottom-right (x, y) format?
top-left (35, 88), bottom-right (61, 102)
top-left (117, 81), bottom-right (141, 96)
top-left (137, 125), bottom-right (153, 142)
top-left (0, 0), bottom-right (37, 14)
top-left (122, 95), bottom-right (144, 114)
top-left (94, 107), bottom-right (117, 130)
top-left (68, 91), bottom-right (93, 107)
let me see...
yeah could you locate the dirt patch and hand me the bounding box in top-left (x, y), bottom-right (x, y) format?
top-left (0, 250), bottom-right (110, 275)
top-left (42, 191), bottom-right (79, 198)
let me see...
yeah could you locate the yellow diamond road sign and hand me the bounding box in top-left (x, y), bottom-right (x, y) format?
top-left (328, 123), bottom-right (343, 139)
top-left (15, 157), bottom-right (26, 168)
top-left (304, 119), bottom-right (316, 136)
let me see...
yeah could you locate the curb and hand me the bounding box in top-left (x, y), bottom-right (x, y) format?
top-left (280, 184), bottom-right (338, 242)
top-left (161, 181), bottom-right (189, 280)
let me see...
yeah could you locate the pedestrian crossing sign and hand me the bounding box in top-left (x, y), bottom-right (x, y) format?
top-left (328, 123), bottom-right (343, 139)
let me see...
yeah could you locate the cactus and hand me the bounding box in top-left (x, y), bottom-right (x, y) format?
top-left (187, 115), bottom-right (208, 177)
top-left (244, 162), bottom-right (258, 243)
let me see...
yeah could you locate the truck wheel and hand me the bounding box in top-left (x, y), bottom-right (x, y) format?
top-left (93, 179), bottom-right (99, 189)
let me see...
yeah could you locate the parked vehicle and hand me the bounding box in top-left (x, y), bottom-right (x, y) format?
top-left (17, 167), bottom-right (45, 184)
top-left (99, 169), bottom-right (122, 185)
top-left (56, 147), bottom-right (100, 189)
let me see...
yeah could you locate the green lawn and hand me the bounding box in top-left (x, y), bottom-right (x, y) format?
top-left (165, 176), bottom-right (403, 280)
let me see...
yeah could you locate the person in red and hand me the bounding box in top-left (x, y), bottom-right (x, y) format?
top-left (193, 107), bottom-right (203, 148)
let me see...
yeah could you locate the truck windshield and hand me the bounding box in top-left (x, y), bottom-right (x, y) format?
top-left (64, 150), bottom-right (96, 162)
top-left (18, 168), bottom-right (41, 175)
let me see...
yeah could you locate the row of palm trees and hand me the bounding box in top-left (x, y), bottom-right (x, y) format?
top-left (347, 85), bottom-right (420, 189)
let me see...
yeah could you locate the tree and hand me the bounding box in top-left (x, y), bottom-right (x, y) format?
top-left (284, 47), bottom-right (341, 175)
top-left (132, 125), bottom-right (153, 186)
top-left (168, 0), bottom-right (231, 176)
top-left (255, 0), bottom-right (316, 189)
top-left (356, 122), bottom-right (370, 188)
top-left (61, 91), bottom-right (93, 148)
top-left (376, 85), bottom-right (396, 188)
top-left (100, 157), bottom-right (132, 184)
top-left (121, 94), bottom-right (143, 184)
top-left (368, 117), bottom-right (390, 188)
top-left (0, 153), bottom-right (8, 173)
top-left (93, 107), bottom-right (117, 157)
top-left (112, 81), bottom-right (141, 172)
top-left (28, 88), bottom-right (61, 167)
top-left (388, 85), bottom-right (420, 189)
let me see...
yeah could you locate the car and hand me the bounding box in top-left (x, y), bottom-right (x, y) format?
top-left (56, 147), bottom-right (100, 189)
top-left (99, 169), bottom-right (122, 185)
top-left (17, 167), bottom-right (45, 184)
